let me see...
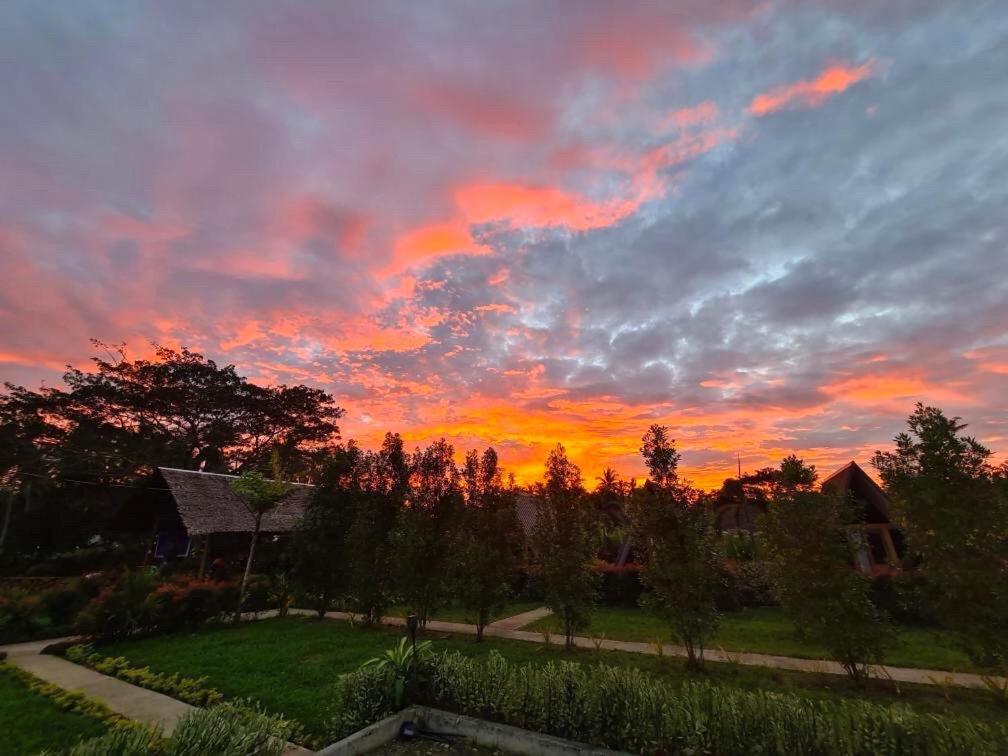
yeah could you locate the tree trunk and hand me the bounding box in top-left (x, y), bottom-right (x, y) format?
top-left (0, 488), bottom-right (14, 557)
top-left (237, 515), bottom-right (262, 620)
top-left (197, 534), bottom-right (211, 579)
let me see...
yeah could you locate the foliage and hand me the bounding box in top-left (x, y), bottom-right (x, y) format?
top-left (75, 569), bottom-right (157, 640)
top-left (56, 722), bottom-right (164, 756)
top-left (631, 484), bottom-right (723, 668)
top-left (168, 699), bottom-right (295, 756)
top-left (67, 644), bottom-right (226, 707)
top-left (361, 635), bottom-right (434, 708)
top-left (391, 439), bottom-right (465, 627)
top-left (760, 489), bottom-right (893, 682)
top-left (74, 571), bottom-right (238, 639)
top-left (455, 448), bottom-right (522, 639)
top-left (409, 650), bottom-right (1008, 755)
top-left (593, 563), bottom-right (643, 607)
top-left (47, 701), bottom-right (294, 756)
top-left (230, 452), bottom-right (293, 616)
top-left (872, 403), bottom-right (1008, 667)
top-left (630, 426), bottom-right (722, 668)
top-left (330, 664), bottom-right (399, 740)
top-left (290, 445), bottom-right (360, 617)
top-left (0, 342), bottom-right (344, 557)
top-left (532, 445), bottom-right (598, 650)
top-left (344, 434), bottom-right (409, 624)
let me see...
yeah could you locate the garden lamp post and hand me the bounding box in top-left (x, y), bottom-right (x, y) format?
top-left (406, 612), bottom-right (419, 661)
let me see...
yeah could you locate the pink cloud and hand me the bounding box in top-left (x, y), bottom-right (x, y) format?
top-left (749, 60), bottom-right (878, 116)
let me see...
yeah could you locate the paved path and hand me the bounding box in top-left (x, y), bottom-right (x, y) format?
top-left (285, 607), bottom-right (1004, 691)
top-left (487, 606), bottom-right (553, 631)
top-left (1, 637), bottom-right (194, 734)
top-left (1, 637), bottom-right (312, 754)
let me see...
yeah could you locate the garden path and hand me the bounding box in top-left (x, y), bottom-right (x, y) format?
top-left (281, 608), bottom-right (1006, 691)
top-left (0, 637), bottom-right (313, 754)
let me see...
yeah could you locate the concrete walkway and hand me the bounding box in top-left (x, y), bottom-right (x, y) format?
top-left (1, 637), bottom-right (194, 734)
top-left (487, 606), bottom-right (553, 631)
top-left (284, 607), bottom-right (1004, 691)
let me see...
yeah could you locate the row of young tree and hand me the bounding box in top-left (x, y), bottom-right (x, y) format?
top-left (291, 404), bottom-right (1008, 680)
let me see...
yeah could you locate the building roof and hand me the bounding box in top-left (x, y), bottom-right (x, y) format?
top-left (158, 467), bottom-right (314, 536)
top-left (514, 491), bottom-right (540, 541)
top-left (820, 460), bottom-right (892, 523)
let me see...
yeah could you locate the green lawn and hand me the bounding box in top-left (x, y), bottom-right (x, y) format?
top-left (385, 600), bottom-right (542, 624)
top-left (526, 606), bottom-right (982, 673)
top-left (97, 616), bottom-right (1005, 744)
top-left (0, 664), bottom-right (109, 753)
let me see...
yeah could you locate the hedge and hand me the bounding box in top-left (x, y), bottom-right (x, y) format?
top-left (333, 650), bottom-right (1008, 755)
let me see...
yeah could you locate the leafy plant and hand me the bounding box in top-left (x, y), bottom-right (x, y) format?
top-left (360, 636), bottom-right (432, 707)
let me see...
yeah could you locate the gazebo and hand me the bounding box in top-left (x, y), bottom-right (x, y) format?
top-left (153, 467), bottom-right (314, 577)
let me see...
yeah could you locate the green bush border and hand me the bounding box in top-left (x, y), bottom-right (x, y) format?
top-left (65, 645), bottom-right (225, 707)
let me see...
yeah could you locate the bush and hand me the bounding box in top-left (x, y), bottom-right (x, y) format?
top-left (335, 650), bottom-right (1008, 755)
top-left (0, 589), bottom-right (48, 641)
top-left (717, 561), bottom-right (774, 611)
top-left (169, 699), bottom-right (295, 756)
top-left (75, 572), bottom-right (238, 639)
top-left (66, 645), bottom-right (226, 707)
top-left (41, 580), bottom-right (93, 626)
top-left (870, 573), bottom-right (935, 627)
top-left (594, 563), bottom-right (642, 606)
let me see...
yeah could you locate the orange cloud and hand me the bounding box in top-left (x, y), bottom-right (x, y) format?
top-left (388, 222), bottom-right (489, 273)
top-left (454, 182), bottom-right (640, 231)
top-left (749, 60), bottom-right (877, 116)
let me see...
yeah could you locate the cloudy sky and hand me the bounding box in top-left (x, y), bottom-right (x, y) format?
top-left (2, 1), bottom-right (1006, 487)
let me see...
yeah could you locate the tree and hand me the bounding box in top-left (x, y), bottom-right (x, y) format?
top-left (229, 453), bottom-right (292, 615)
top-left (392, 439), bottom-right (465, 627)
top-left (456, 448), bottom-right (522, 640)
top-left (760, 488), bottom-right (893, 682)
top-left (0, 342), bottom-right (345, 559)
top-left (344, 433), bottom-right (409, 624)
top-left (533, 444), bottom-right (598, 650)
top-left (640, 425), bottom-right (680, 488)
top-left (290, 444), bottom-right (362, 617)
top-left (630, 426), bottom-right (721, 668)
top-left (872, 403), bottom-right (1008, 666)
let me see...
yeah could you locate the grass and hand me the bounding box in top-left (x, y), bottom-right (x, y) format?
top-left (0, 664), bottom-right (109, 753)
top-left (526, 605), bottom-right (983, 673)
top-left (96, 616), bottom-right (1007, 743)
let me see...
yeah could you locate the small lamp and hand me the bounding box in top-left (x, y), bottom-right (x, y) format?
top-left (406, 612), bottom-right (419, 658)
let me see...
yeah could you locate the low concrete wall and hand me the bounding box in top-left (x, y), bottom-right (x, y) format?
top-left (316, 706), bottom-right (630, 756)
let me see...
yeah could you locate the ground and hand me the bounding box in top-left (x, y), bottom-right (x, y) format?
top-left (386, 601), bottom-right (542, 625)
top-left (0, 664), bottom-right (108, 753)
top-left (526, 605), bottom-right (984, 673)
top-left (97, 616), bottom-right (1006, 744)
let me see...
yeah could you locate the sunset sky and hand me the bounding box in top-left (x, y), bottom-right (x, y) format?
top-left (2, 2), bottom-right (1006, 489)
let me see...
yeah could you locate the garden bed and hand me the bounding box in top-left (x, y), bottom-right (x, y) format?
top-left (91, 615), bottom-right (1008, 744)
top-left (524, 605), bottom-right (984, 673)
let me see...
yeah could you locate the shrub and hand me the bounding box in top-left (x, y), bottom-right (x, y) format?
top-left (169, 699), bottom-right (295, 756)
top-left (66, 645), bottom-right (225, 707)
top-left (870, 573), bottom-right (935, 627)
top-left (329, 665), bottom-right (398, 740)
top-left (41, 580), bottom-right (92, 626)
top-left (717, 561), bottom-right (774, 611)
top-left (337, 650), bottom-right (1008, 755)
top-left (0, 589), bottom-right (48, 640)
top-left (75, 570), bottom-right (157, 640)
top-left (57, 722), bottom-right (164, 756)
top-left (594, 563), bottom-right (642, 607)
top-left (761, 490), bottom-right (894, 682)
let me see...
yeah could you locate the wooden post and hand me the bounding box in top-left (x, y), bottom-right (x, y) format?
top-left (197, 533), bottom-right (211, 579)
